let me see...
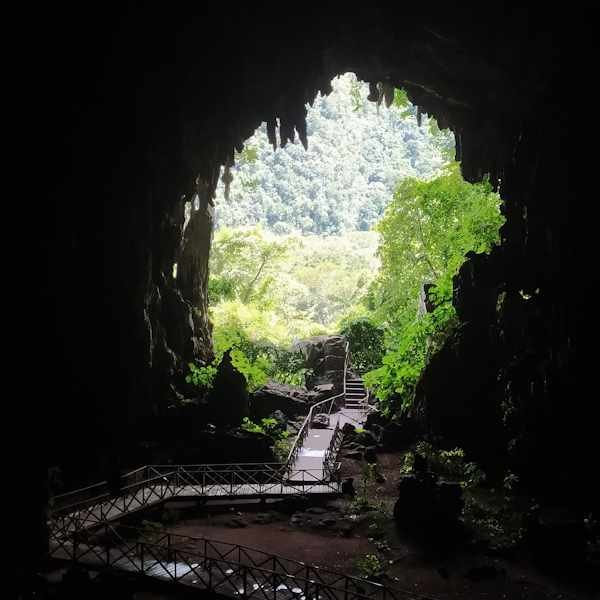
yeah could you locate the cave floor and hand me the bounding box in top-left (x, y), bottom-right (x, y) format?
top-left (137, 452), bottom-right (596, 600)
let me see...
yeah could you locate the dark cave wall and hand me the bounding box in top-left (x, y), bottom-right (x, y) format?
top-left (19, 3), bottom-right (596, 571)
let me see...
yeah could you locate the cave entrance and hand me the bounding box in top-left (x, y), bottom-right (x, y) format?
top-left (182, 72), bottom-right (502, 426)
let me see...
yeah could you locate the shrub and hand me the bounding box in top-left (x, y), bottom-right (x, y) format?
top-left (241, 417), bottom-right (289, 443)
top-left (339, 317), bottom-right (385, 373)
top-left (354, 554), bottom-right (382, 580)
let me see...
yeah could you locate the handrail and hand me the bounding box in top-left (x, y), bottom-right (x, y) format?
top-left (285, 340), bottom-right (349, 467)
top-left (49, 466), bottom-right (344, 526)
top-left (49, 522), bottom-right (435, 600)
top-left (51, 340), bottom-right (352, 516)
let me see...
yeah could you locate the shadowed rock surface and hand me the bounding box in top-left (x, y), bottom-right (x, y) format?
top-left (16, 4), bottom-right (597, 588)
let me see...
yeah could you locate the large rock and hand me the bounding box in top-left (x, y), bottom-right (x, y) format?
top-left (295, 335), bottom-right (347, 396)
top-left (394, 472), bottom-right (463, 540)
top-left (381, 419), bottom-right (421, 451)
top-left (296, 335), bottom-right (346, 367)
top-left (251, 382), bottom-right (308, 419)
top-left (207, 350), bottom-right (249, 427)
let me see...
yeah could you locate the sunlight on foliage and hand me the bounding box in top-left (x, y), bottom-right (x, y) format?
top-left (363, 165), bottom-right (504, 415)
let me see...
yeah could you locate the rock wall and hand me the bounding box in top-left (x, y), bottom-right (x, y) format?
top-left (297, 335), bottom-right (348, 395)
top-left (18, 4), bottom-right (596, 574)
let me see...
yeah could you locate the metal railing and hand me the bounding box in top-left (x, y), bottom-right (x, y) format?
top-left (49, 523), bottom-right (434, 600)
top-left (323, 421), bottom-right (344, 480)
top-left (49, 342), bottom-right (353, 534)
top-left (285, 341), bottom-right (350, 467)
top-left (49, 464), bottom-right (343, 536)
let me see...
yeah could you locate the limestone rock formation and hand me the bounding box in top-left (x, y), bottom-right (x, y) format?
top-left (21, 6), bottom-right (598, 582)
top-left (251, 382), bottom-right (309, 419)
top-left (296, 335), bottom-right (347, 395)
top-left (207, 350), bottom-right (249, 428)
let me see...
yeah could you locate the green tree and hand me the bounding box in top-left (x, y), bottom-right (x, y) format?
top-left (363, 165), bottom-right (504, 414)
top-left (368, 164), bottom-right (503, 329)
top-left (209, 226), bottom-right (295, 304)
top-left (339, 317), bottom-right (385, 373)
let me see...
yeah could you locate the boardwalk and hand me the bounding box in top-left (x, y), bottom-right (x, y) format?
top-left (292, 408), bottom-right (367, 474)
top-left (44, 365), bottom-right (416, 600)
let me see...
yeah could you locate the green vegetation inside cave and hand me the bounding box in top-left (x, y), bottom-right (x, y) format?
top-left (188, 73), bottom-right (503, 420)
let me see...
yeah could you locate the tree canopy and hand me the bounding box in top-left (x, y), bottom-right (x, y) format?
top-left (213, 73), bottom-right (453, 235)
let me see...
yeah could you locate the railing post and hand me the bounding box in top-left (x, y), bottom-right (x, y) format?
top-left (72, 529), bottom-right (78, 561)
top-left (242, 565), bottom-right (247, 597)
top-left (140, 542), bottom-right (144, 573)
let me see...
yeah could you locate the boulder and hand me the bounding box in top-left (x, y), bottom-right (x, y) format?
top-left (365, 411), bottom-right (388, 430)
top-left (296, 335), bottom-right (346, 367)
top-left (305, 506), bottom-right (328, 515)
top-left (363, 446), bottom-right (378, 463)
top-left (306, 383), bottom-right (335, 404)
top-left (207, 350), bottom-right (249, 427)
top-left (253, 512), bottom-right (277, 524)
top-left (381, 419), bottom-right (420, 451)
top-left (356, 429), bottom-right (379, 447)
top-left (342, 423), bottom-right (356, 436)
top-left (251, 382), bottom-right (308, 419)
top-left (394, 472), bottom-right (463, 540)
top-left (295, 335), bottom-right (347, 395)
top-left (341, 478), bottom-right (355, 496)
top-left (226, 517), bottom-right (248, 528)
top-left (269, 409), bottom-right (288, 429)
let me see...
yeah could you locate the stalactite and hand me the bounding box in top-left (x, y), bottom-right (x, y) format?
top-left (280, 117), bottom-right (293, 147)
top-left (455, 131), bottom-right (462, 162)
top-left (382, 80), bottom-right (395, 107)
top-left (266, 119), bottom-right (278, 151)
top-left (367, 81), bottom-right (378, 102)
top-left (297, 114), bottom-right (308, 150)
top-left (221, 164), bottom-right (233, 200)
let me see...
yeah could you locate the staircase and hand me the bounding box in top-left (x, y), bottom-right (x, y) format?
top-left (344, 376), bottom-right (367, 410)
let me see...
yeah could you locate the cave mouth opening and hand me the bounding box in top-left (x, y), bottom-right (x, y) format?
top-left (179, 71), bottom-right (505, 440)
